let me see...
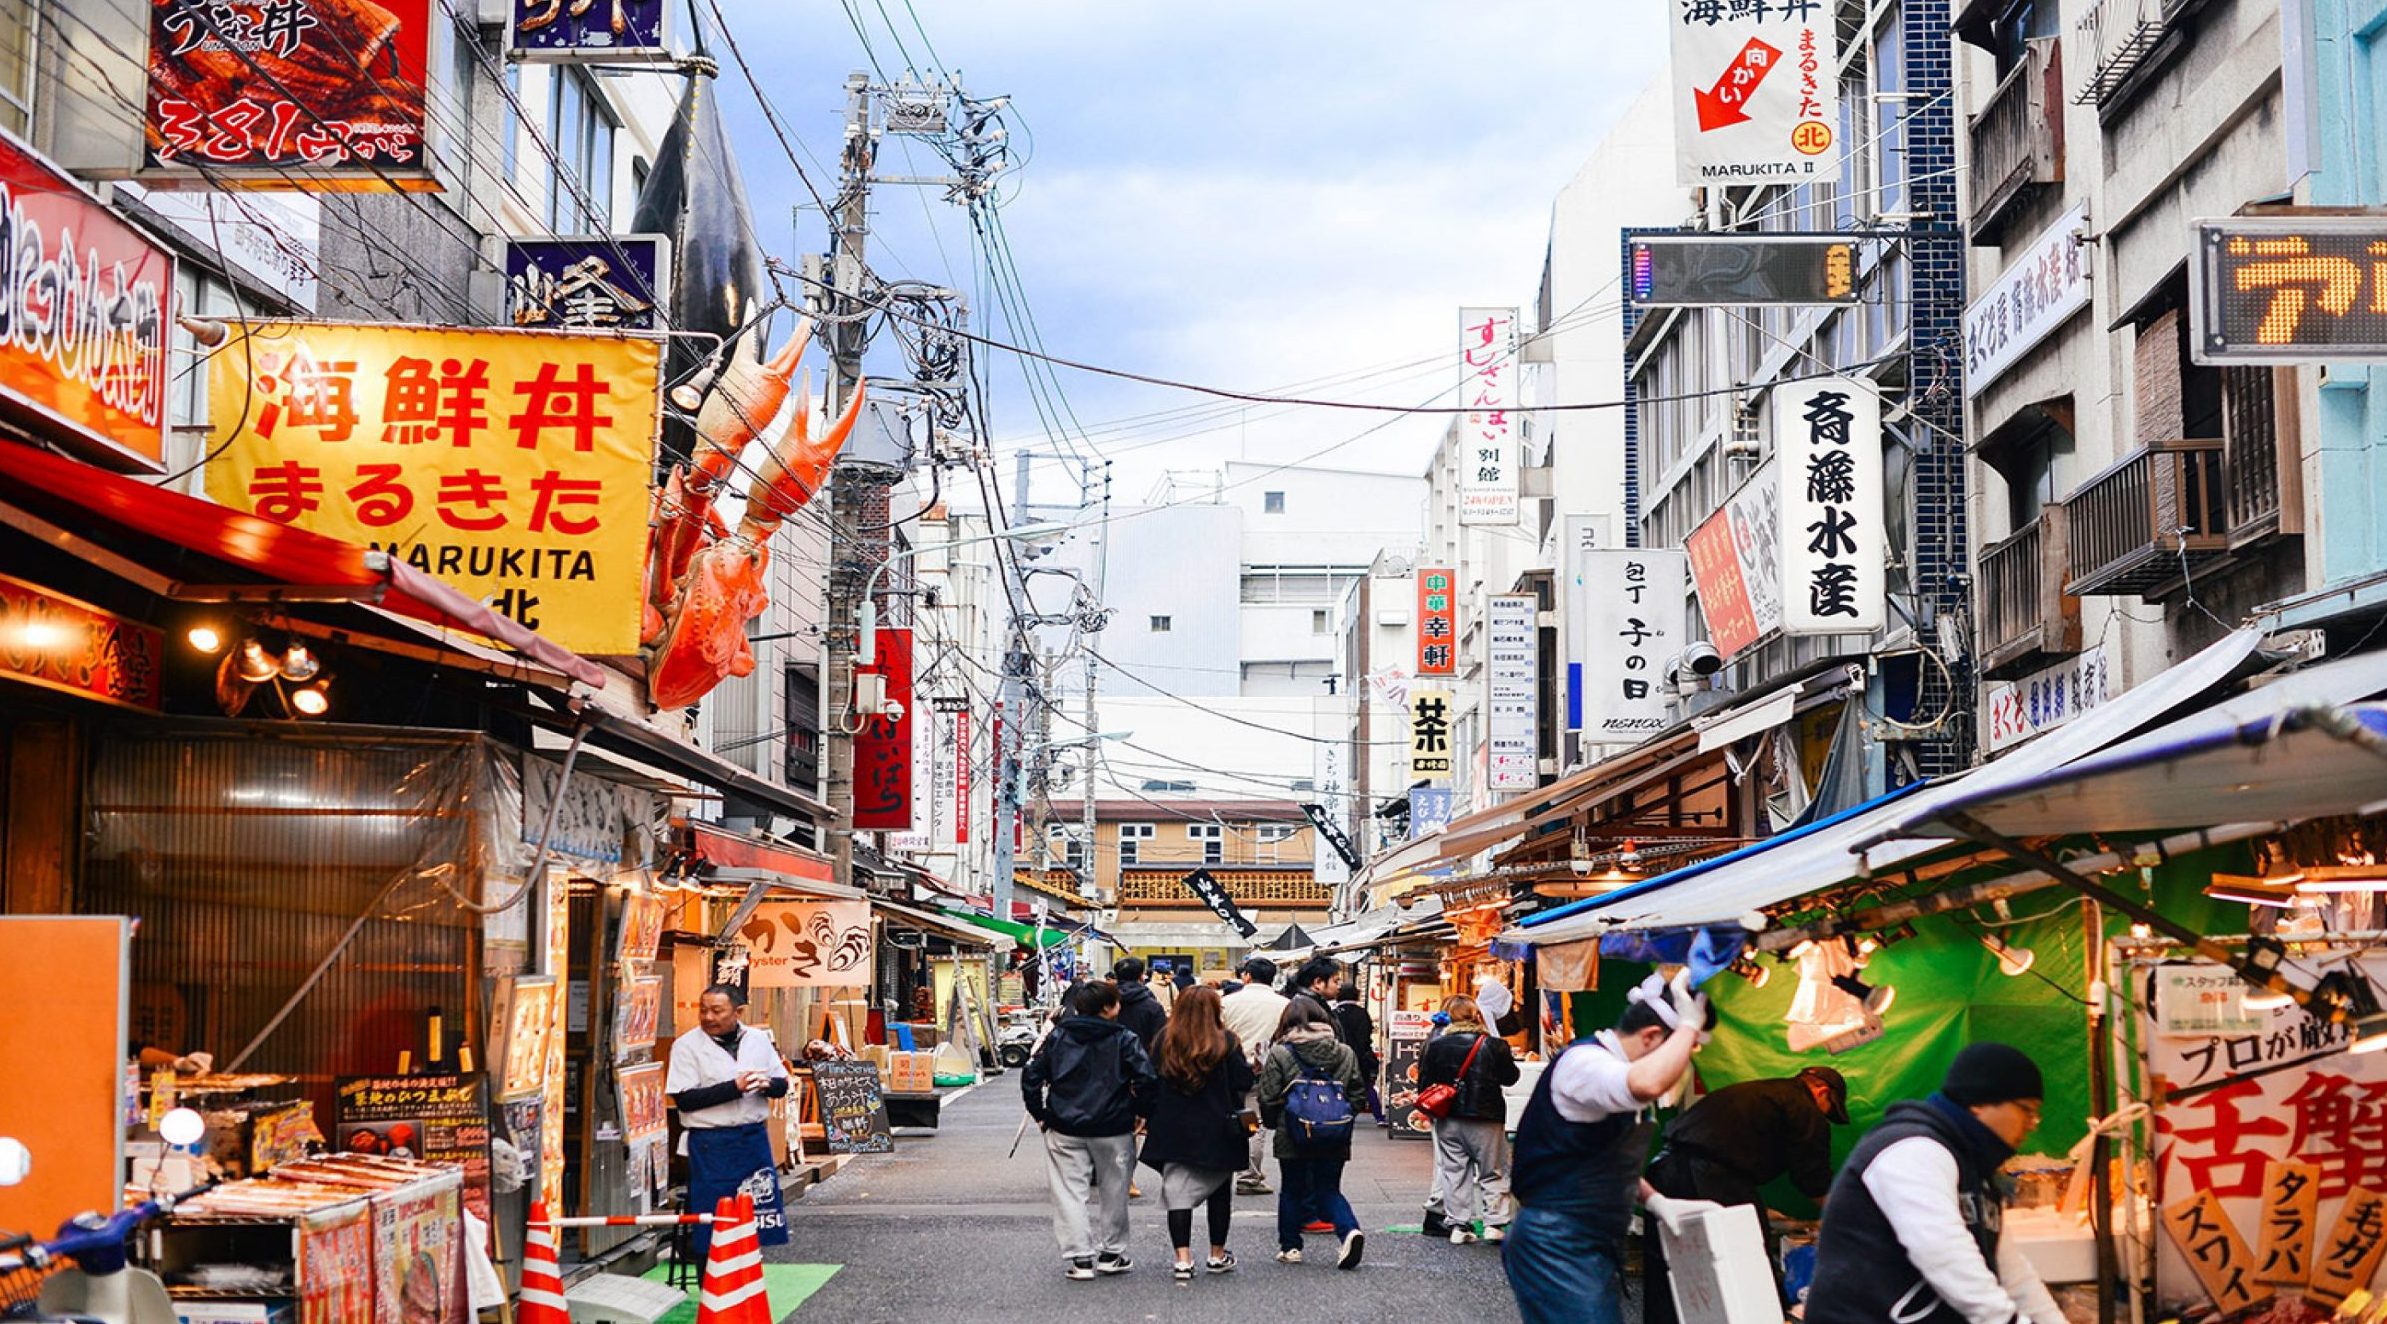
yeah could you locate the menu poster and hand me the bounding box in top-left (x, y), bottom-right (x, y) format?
top-left (495, 976), bottom-right (557, 1100)
top-left (372, 1173), bottom-right (467, 1324)
top-left (334, 1075), bottom-right (491, 1221)
top-left (1381, 1010), bottom-right (1434, 1139)
top-left (811, 1061), bottom-right (893, 1155)
top-left (499, 1096), bottom-right (542, 1200)
top-left (616, 892), bottom-right (665, 966)
top-left (612, 974), bottom-right (662, 1063)
top-left (249, 1100), bottom-right (323, 1173)
top-left (297, 1199), bottom-right (374, 1324)
top-left (618, 1061), bottom-right (667, 1147)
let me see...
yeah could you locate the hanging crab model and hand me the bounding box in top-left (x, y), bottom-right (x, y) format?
top-left (644, 323), bottom-right (865, 709)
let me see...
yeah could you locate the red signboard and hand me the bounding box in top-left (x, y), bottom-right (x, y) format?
top-left (143, 0), bottom-right (439, 189)
top-left (0, 131), bottom-right (175, 470)
top-left (1416, 567), bottom-right (1456, 676)
top-left (0, 574), bottom-right (164, 711)
top-left (1686, 511), bottom-right (1760, 660)
top-left (854, 628), bottom-right (915, 831)
top-left (953, 705), bottom-right (972, 845)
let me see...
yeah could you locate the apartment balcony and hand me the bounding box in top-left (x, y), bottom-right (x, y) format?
top-left (1968, 39), bottom-right (2062, 244)
top-left (2062, 439), bottom-right (2230, 599)
top-left (1976, 507), bottom-right (2081, 677)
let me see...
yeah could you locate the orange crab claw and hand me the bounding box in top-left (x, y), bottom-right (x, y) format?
top-left (737, 377), bottom-right (867, 545)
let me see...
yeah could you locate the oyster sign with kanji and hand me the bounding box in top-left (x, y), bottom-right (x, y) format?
top-left (204, 323), bottom-right (662, 653)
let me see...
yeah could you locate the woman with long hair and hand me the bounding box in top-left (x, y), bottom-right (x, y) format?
top-left (1138, 985), bottom-right (1255, 1279)
top-left (1258, 998), bottom-right (1370, 1269)
top-left (1418, 994), bottom-right (1522, 1242)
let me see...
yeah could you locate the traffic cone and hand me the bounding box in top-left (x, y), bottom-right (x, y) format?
top-left (695, 1195), bottom-right (768, 1324)
top-left (518, 1202), bottom-right (570, 1324)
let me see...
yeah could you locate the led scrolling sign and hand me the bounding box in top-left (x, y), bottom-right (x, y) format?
top-left (2191, 217), bottom-right (2387, 364)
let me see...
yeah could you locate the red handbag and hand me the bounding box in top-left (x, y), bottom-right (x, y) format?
top-left (1415, 1033), bottom-right (1486, 1121)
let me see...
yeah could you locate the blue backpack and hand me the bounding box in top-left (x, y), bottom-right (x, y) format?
top-left (1280, 1052), bottom-right (1355, 1149)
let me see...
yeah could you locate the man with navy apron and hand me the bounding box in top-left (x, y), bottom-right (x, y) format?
top-left (1502, 971), bottom-right (1711, 1324)
top-left (667, 984), bottom-right (792, 1258)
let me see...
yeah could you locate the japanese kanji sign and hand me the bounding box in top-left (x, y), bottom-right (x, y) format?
top-left (854, 628), bottom-right (915, 831)
top-left (1775, 377), bottom-right (1883, 634)
top-left (1416, 568), bottom-right (1457, 676)
top-left (1668, 0), bottom-right (1841, 187)
top-left (2311, 1186), bottom-right (2387, 1304)
top-left (1182, 868), bottom-right (1258, 938)
top-left (510, 0), bottom-right (674, 61)
top-left (0, 127), bottom-right (175, 470)
top-left (2161, 1189), bottom-right (2267, 1313)
top-left (0, 575), bottom-right (163, 712)
top-left (204, 322), bottom-right (663, 653)
top-left (1409, 687), bottom-right (1454, 783)
top-left (335, 1073), bottom-right (490, 1220)
top-left (1569, 549), bottom-right (1687, 743)
top-left (1965, 204), bottom-right (2091, 394)
top-left (740, 897), bottom-right (871, 989)
top-left (1485, 593), bottom-right (1538, 790)
top-left (504, 236), bottom-right (668, 331)
top-left (1458, 307), bottom-right (1520, 526)
top-left (1687, 459), bottom-right (1783, 660)
top-left (144, 0), bottom-right (439, 189)
top-left (2254, 1160), bottom-right (2320, 1289)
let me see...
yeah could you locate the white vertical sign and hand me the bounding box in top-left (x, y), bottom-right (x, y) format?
top-left (1312, 722), bottom-right (1351, 888)
top-left (1458, 307), bottom-right (1521, 526)
top-left (1575, 549), bottom-right (1688, 742)
top-left (1486, 594), bottom-right (1538, 790)
top-left (1775, 377), bottom-right (1885, 634)
top-left (1669, 0), bottom-right (1842, 187)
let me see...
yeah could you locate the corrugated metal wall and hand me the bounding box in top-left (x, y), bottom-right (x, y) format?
top-left (83, 725), bottom-right (487, 1092)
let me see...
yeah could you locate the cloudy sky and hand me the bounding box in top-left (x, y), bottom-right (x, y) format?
top-left (718, 3), bottom-right (1671, 505)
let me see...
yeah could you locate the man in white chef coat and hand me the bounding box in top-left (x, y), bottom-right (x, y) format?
top-left (668, 984), bottom-right (791, 1257)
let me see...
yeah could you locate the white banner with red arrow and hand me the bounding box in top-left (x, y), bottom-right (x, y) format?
top-left (1667, 0), bottom-right (1841, 188)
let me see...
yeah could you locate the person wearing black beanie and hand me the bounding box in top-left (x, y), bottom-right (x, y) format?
top-left (1804, 1041), bottom-right (2061, 1324)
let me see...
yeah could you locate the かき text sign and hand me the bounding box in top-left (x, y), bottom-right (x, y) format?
top-left (205, 323), bottom-right (662, 653)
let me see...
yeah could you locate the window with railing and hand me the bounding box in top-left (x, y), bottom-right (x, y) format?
top-left (2220, 366), bottom-right (2300, 545)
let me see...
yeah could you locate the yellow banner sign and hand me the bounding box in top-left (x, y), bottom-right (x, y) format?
top-left (1410, 687), bottom-right (1454, 784)
top-left (204, 322), bottom-right (662, 654)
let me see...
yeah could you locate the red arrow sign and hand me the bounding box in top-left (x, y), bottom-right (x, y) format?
top-left (1693, 37), bottom-right (1784, 132)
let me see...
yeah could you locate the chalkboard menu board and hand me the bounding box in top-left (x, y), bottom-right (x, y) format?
top-left (810, 1061), bottom-right (893, 1154)
top-left (1381, 1011), bottom-right (1432, 1140)
top-left (334, 1074), bottom-right (492, 1215)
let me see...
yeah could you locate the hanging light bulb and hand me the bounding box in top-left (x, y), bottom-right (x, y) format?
top-left (234, 638), bottom-right (279, 683)
top-left (1980, 933), bottom-right (2035, 978)
top-left (186, 624), bottom-right (224, 654)
top-left (279, 643), bottom-right (320, 682)
top-left (290, 681), bottom-right (330, 716)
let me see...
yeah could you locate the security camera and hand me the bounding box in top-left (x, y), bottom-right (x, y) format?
top-left (1570, 855), bottom-right (1594, 878)
top-left (881, 699), bottom-right (907, 726)
top-left (1681, 641), bottom-right (1723, 676)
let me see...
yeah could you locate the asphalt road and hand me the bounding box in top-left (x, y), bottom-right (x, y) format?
top-left (773, 1077), bottom-right (1532, 1322)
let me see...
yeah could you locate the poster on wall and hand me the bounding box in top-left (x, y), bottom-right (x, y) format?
top-left (143, 0), bottom-right (439, 189)
top-left (615, 892), bottom-right (665, 966)
top-left (1382, 1010), bottom-right (1434, 1139)
top-left (335, 1076), bottom-right (490, 1221)
top-left (493, 976), bottom-right (556, 1100)
top-left (854, 628), bottom-right (915, 830)
top-left (204, 323), bottom-right (663, 654)
top-left (1686, 459), bottom-right (1783, 660)
top-left (739, 898), bottom-right (872, 988)
top-left (1458, 308), bottom-right (1520, 525)
top-left (1569, 550), bottom-right (1687, 742)
top-left (296, 1200), bottom-right (375, 1324)
top-left (617, 1060), bottom-right (667, 1147)
top-left (1775, 377), bottom-right (1884, 634)
top-left (611, 974), bottom-right (662, 1063)
top-left (370, 1171), bottom-right (467, 1323)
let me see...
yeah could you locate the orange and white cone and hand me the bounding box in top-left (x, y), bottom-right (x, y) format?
top-left (695, 1194), bottom-right (769, 1324)
top-left (518, 1201), bottom-right (570, 1324)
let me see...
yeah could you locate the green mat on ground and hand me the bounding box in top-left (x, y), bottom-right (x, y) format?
top-left (640, 1262), bottom-right (841, 1322)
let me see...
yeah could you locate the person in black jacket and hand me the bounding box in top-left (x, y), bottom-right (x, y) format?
top-left (1419, 995), bottom-right (1521, 1243)
top-left (1331, 983), bottom-right (1379, 1096)
top-left (1023, 980), bottom-right (1157, 1280)
top-left (1289, 957), bottom-right (1349, 1042)
top-left (1110, 957), bottom-right (1169, 1054)
top-left (1139, 985), bottom-right (1256, 1280)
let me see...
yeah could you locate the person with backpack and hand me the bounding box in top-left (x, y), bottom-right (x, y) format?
top-left (1139, 986), bottom-right (1255, 1280)
top-left (1418, 994), bottom-right (1522, 1243)
top-left (1022, 979), bottom-right (1157, 1280)
top-left (1256, 998), bottom-right (1369, 1269)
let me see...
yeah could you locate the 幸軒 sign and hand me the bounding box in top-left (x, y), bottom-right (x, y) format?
top-left (1775, 377), bottom-right (1883, 634)
top-left (1458, 308), bottom-right (1520, 526)
top-left (1668, 0), bottom-right (1842, 187)
top-left (203, 323), bottom-right (663, 653)
top-left (1416, 568), bottom-right (1457, 676)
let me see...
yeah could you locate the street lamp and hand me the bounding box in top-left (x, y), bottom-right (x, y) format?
top-left (858, 519), bottom-right (1070, 665)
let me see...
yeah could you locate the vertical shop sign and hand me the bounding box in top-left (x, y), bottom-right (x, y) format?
top-left (1572, 550), bottom-right (1688, 742)
top-left (1669, 0), bottom-right (1841, 187)
top-left (1416, 568), bottom-right (1457, 676)
top-left (204, 323), bottom-right (663, 653)
top-left (1407, 786), bottom-right (1455, 840)
top-left (1181, 869), bottom-right (1258, 938)
top-left (1458, 307), bottom-right (1520, 525)
top-left (511, 0), bottom-right (674, 60)
top-left (1687, 458), bottom-right (1783, 659)
top-left (929, 696), bottom-right (967, 852)
top-left (952, 702), bottom-right (973, 844)
top-left (1312, 732), bottom-right (1351, 888)
top-left (0, 129), bottom-right (175, 471)
top-left (1485, 593), bottom-right (1538, 789)
top-left (1776, 377), bottom-right (1884, 634)
top-left (144, 0), bottom-right (438, 187)
top-left (854, 628), bottom-right (915, 830)
top-left (503, 236), bottom-right (668, 330)
top-left (1408, 688), bottom-right (1454, 783)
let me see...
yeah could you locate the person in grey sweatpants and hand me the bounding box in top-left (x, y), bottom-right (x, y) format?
top-left (1417, 995), bottom-right (1521, 1242)
top-left (1023, 980), bottom-right (1157, 1279)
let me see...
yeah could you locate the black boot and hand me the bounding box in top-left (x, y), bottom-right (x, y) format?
top-left (1421, 1208), bottom-right (1452, 1237)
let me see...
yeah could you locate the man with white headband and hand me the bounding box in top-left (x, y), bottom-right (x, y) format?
top-left (1501, 970), bottom-right (1713, 1324)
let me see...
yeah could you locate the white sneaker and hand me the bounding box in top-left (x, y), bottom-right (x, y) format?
top-left (1481, 1223), bottom-right (1507, 1243)
top-left (1338, 1230), bottom-right (1366, 1269)
top-left (1449, 1227), bottom-right (1479, 1245)
top-left (1274, 1248), bottom-right (1303, 1264)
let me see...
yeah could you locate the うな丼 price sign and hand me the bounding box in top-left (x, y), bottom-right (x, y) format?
top-left (204, 323), bottom-right (662, 653)
top-left (2192, 216), bottom-right (2387, 364)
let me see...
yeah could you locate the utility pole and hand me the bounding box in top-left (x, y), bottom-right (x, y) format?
top-left (989, 451), bottom-right (1035, 925)
top-left (823, 72), bottom-right (876, 896)
top-left (1079, 461), bottom-right (1110, 907)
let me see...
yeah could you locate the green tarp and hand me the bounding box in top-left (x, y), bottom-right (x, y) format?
top-left (940, 907), bottom-right (1071, 948)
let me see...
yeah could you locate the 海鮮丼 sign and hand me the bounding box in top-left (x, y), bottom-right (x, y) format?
top-left (1668, 0), bottom-right (1842, 187)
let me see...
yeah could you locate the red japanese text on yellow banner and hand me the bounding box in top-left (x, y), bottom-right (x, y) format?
top-left (204, 323), bottom-right (662, 654)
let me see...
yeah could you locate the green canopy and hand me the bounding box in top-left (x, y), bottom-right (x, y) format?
top-left (941, 908), bottom-right (1070, 948)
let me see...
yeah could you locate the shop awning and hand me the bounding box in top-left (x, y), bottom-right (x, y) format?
top-left (1882, 648), bottom-right (2387, 841)
top-left (1504, 626), bottom-right (2269, 943)
top-left (0, 439), bottom-right (606, 687)
top-left (941, 908), bottom-right (1071, 948)
top-left (1694, 682), bottom-right (1803, 752)
top-left (873, 898), bottom-right (998, 947)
